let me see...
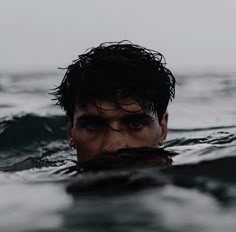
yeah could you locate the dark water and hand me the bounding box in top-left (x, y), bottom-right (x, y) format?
top-left (0, 71), bottom-right (236, 232)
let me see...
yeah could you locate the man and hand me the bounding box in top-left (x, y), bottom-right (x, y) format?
top-left (53, 41), bottom-right (176, 164)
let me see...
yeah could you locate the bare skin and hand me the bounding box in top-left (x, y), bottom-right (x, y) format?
top-left (66, 98), bottom-right (168, 161)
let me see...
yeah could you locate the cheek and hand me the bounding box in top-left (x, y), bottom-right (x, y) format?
top-left (151, 127), bottom-right (161, 146)
top-left (72, 130), bottom-right (104, 160)
top-left (133, 124), bottom-right (161, 147)
top-left (152, 124), bottom-right (162, 146)
top-left (122, 130), bottom-right (159, 149)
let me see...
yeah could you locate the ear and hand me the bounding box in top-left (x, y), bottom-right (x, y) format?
top-left (158, 112), bottom-right (168, 146)
top-left (66, 115), bottom-right (74, 145)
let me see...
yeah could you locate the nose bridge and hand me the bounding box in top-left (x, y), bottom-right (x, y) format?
top-left (108, 120), bottom-right (122, 131)
top-left (102, 127), bottom-right (127, 152)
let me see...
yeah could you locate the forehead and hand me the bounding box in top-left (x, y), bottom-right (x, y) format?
top-left (74, 98), bottom-right (147, 118)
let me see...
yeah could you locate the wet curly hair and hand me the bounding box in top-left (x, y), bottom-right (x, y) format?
top-left (52, 41), bottom-right (176, 123)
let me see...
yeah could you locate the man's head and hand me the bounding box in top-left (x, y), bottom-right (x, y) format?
top-left (53, 41), bottom-right (175, 161)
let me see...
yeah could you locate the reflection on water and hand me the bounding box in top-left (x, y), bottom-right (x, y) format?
top-left (0, 181), bottom-right (72, 232)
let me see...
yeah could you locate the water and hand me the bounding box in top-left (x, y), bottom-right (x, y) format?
top-left (0, 70), bottom-right (236, 232)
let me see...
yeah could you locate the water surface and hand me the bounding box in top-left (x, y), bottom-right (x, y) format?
top-left (0, 71), bottom-right (236, 232)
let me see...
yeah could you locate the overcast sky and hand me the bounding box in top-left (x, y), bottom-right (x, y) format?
top-left (0, 0), bottom-right (235, 72)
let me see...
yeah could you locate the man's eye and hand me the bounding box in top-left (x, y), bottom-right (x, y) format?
top-left (127, 120), bottom-right (146, 130)
top-left (85, 123), bottom-right (102, 130)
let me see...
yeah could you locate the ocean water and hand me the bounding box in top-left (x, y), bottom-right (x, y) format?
top-left (0, 70), bottom-right (236, 232)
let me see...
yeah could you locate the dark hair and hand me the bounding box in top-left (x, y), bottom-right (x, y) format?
top-left (52, 41), bottom-right (176, 122)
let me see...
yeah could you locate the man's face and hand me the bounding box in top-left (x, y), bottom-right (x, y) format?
top-left (66, 98), bottom-right (168, 161)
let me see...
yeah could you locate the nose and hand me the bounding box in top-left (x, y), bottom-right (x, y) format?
top-left (102, 129), bottom-right (128, 153)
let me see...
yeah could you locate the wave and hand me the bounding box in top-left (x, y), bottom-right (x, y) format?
top-left (165, 155), bottom-right (236, 184)
top-left (0, 113), bottom-right (66, 150)
top-left (165, 131), bottom-right (236, 147)
top-left (169, 125), bottom-right (236, 132)
top-left (0, 140), bottom-right (73, 172)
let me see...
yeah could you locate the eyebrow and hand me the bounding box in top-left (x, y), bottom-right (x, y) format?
top-left (76, 113), bottom-right (154, 123)
top-left (76, 115), bottom-right (106, 123)
top-left (120, 113), bottom-right (154, 122)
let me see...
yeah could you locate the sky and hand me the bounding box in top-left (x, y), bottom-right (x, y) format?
top-left (0, 0), bottom-right (236, 72)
